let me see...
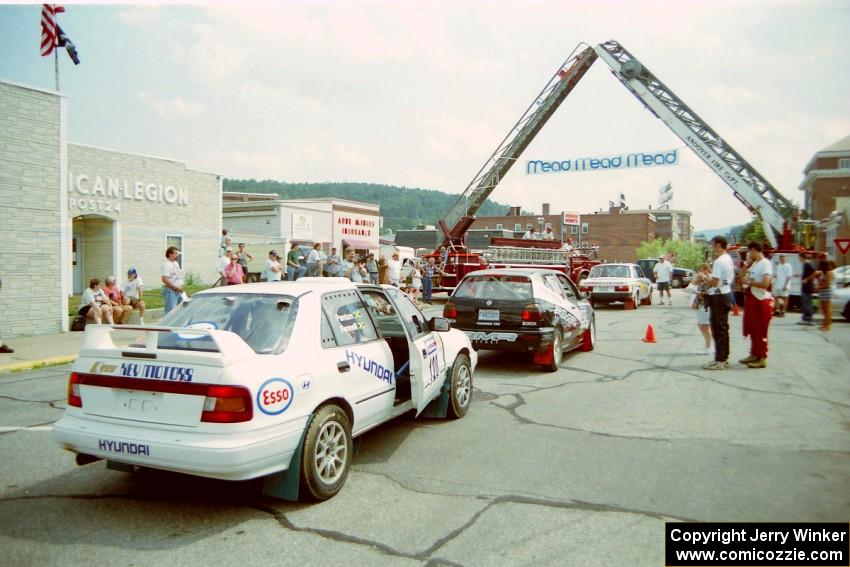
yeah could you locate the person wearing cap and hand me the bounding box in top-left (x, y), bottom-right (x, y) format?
top-left (161, 246), bottom-right (185, 314)
top-left (122, 268), bottom-right (146, 324)
top-left (263, 250), bottom-right (282, 282)
top-left (104, 276), bottom-right (133, 324)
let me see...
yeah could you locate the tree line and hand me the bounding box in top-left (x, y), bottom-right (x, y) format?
top-left (223, 179), bottom-right (512, 234)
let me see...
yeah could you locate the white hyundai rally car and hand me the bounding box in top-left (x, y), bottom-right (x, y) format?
top-left (54, 279), bottom-right (476, 501)
top-left (579, 263), bottom-right (653, 310)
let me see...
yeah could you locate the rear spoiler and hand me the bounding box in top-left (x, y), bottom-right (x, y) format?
top-left (80, 325), bottom-right (257, 364)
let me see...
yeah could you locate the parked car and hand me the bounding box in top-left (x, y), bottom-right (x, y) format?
top-left (832, 284), bottom-right (850, 321)
top-left (580, 263), bottom-right (653, 309)
top-left (833, 265), bottom-right (850, 288)
top-left (444, 268), bottom-right (595, 372)
top-left (54, 279), bottom-right (476, 502)
top-left (636, 258), bottom-right (694, 288)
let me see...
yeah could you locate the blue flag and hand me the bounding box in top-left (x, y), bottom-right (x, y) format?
top-left (56, 25), bottom-right (80, 65)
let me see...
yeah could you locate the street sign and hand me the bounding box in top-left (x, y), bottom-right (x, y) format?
top-left (563, 212), bottom-right (580, 226)
top-left (835, 238), bottom-right (850, 255)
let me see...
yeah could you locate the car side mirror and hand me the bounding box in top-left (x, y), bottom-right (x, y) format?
top-left (429, 317), bottom-right (451, 332)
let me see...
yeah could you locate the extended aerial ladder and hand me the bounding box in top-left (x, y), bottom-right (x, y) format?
top-left (437, 44), bottom-right (598, 249)
top-left (436, 39), bottom-right (798, 253)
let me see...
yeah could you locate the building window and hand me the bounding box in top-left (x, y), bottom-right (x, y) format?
top-left (495, 223), bottom-right (503, 230)
top-left (570, 226), bottom-right (578, 234)
top-left (514, 223), bottom-right (522, 232)
top-left (581, 223), bottom-right (589, 234)
top-left (165, 234), bottom-right (184, 268)
top-left (526, 223), bottom-right (533, 229)
top-left (839, 158), bottom-right (850, 169)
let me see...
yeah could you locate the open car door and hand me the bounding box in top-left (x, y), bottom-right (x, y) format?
top-left (386, 288), bottom-right (445, 415)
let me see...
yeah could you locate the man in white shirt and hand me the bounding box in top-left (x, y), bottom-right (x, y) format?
top-left (739, 242), bottom-right (773, 368)
top-left (772, 254), bottom-right (792, 317)
top-left (217, 247), bottom-right (232, 284)
top-left (653, 257), bottom-right (674, 305)
top-left (306, 243), bottom-right (322, 277)
top-left (704, 236), bottom-right (735, 370)
top-left (522, 227), bottom-right (539, 240)
top-left (160, 246), bottom-right (185, 314)
top-left (387, 253), bottom-right (402, 286)
top-left (263, 250), bottom-right (282, 282)
top-left (542, 227), bottom-right (555, 241)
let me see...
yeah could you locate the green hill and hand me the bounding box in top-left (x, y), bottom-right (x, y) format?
top-left (223, 179), bottom-right (513, 234)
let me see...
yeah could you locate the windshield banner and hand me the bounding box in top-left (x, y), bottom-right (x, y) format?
top-left (526, 149), bottom-right (678, 175)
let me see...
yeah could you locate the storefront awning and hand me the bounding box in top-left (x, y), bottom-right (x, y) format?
top-left (342, 239), bottom-right (378, 250)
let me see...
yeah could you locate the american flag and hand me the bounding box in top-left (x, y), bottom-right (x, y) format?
top-left (40, 4), bottom-right (65, 56)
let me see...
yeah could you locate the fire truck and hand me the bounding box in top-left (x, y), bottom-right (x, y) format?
top-left (427, 40), bottom-right (818, 293)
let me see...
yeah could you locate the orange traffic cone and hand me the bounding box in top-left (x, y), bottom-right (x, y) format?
top-left (732, 303), bottom-right (740, 316)
top-left (642, 324), bottom-right (657, 343)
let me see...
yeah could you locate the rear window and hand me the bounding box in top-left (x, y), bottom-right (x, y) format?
top-left (157, 293), bottom-right (298, 354)
top-left (590, 265), bottom-right (631, 278)
top-left (454, 275), bottom-right (532, 300)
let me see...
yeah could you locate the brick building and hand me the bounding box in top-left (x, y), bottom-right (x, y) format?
top-left (583, 207), bottom-right (656, 263)
top-left (1, 80), bottom-right (221, 338)
top-left (469, 203), bottom-right (566, 240)
top-left (799, 135), bottom-right (850, 258)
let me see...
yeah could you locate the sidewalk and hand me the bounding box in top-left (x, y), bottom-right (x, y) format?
top-left (0, 296), bottom-right (449, 375)
top-left (0, 309), bottom-right (164, 375)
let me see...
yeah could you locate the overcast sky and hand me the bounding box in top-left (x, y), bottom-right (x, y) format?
top-left (2, 0), bottom-right (848, 231)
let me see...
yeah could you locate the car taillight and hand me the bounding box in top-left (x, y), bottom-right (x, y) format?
top-left (615, 285), bottom-right (630, 292)
top-left (443, 301), bottom-right (458, 319)
top-left (201, 385), bottom-right (253, 423)
top-left (67, 372), bottom-right (82, 407)
top-left (521, 303), bottom-right (542, 322)
top-left (580, 286), bottom-right (592, 293)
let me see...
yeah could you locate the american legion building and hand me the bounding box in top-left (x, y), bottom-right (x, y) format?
top-left (1, 80), bottom-right (221, 338)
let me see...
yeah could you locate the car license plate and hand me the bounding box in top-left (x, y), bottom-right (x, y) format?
top-left (478, 309), bottom-right (500, 321)
top-left (598, 286), bottom-right (613, 293)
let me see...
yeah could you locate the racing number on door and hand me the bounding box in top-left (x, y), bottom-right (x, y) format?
top-left (425, 354), bottom-right (439, 388)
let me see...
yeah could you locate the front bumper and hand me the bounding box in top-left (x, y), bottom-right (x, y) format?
top-left (459, 327), bottom-right (555, 353)
top-left (53, 412), bottom-right (309, 481)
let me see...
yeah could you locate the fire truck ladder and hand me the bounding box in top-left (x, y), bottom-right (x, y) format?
top-left (593, 40), bottom-right (795, 248)
top-left (438, 44), bottom-right (598, 249)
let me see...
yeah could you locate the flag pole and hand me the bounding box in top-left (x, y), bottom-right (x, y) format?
top-left (54, 47), bottom-right (59, 91)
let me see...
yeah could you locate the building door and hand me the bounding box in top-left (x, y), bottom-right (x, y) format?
top-left (72, 232), bottom-right (83, 295)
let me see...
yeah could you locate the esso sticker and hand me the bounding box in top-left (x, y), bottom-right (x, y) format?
top-left (257, 378), bottom-right (294, 416)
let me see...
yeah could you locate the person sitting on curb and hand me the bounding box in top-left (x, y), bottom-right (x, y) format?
top-left (122, 268), bottom-right (146, 325)
top-left (104, 276), bottom-right (132, 324)
top-left (79, 278), bottom-right (114, 325)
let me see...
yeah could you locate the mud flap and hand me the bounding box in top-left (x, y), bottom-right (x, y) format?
top-left (419, 377), bottom-right (451, 418)
top-left (261, 414), bottom-right (313, 502)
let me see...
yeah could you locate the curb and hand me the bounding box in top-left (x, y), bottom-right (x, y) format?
top-left (0, 355), bottom-right (78, 375)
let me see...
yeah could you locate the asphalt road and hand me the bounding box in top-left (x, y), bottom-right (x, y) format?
top-left (1, 290), bottom-right (848, 566)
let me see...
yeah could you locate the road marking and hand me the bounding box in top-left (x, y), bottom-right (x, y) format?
top-left (0, 425), bottom-right (54, 432)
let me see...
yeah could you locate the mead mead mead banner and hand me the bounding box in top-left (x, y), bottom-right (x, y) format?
top-left (526, 149), bottom-right (678, 175)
